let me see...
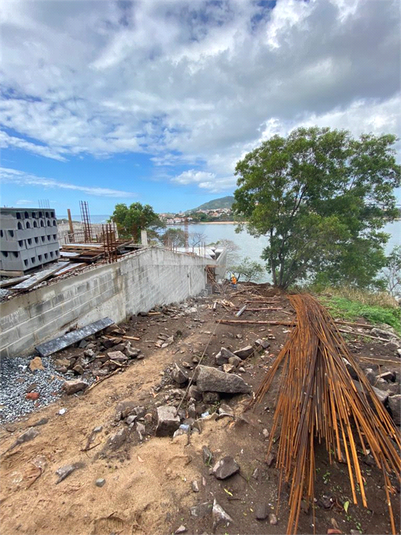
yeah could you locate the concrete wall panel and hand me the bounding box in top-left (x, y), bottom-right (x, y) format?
top-left (0, 247), bottom-right (210, 358)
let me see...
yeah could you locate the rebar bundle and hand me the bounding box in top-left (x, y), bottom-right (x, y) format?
top-left (249, 294), bottom-right (401, 534)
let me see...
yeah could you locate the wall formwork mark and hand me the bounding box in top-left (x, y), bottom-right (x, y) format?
top-left (0, 247), bottom-right (211, 358)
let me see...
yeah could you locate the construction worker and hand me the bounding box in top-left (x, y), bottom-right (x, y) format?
top-left (231, 274), bottom-right (237, 288)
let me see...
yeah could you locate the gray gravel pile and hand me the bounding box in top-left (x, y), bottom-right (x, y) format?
top-left (0, 355), bottom-right (72, 423)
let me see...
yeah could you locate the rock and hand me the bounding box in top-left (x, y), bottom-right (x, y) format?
top-left (107, 350), bottom-right (127, 362)
top-left (32, 418), bottom-right (49, 427)
top-left (342, 358), bottom-right (358, 380)
top-left (202, 445), bottom-right (214, 465)
top-left (378, 371), bottom-right (396, 382)
top-left (54, 358), bottom-right (70, 368)
top-left (203, 391), bottom-right (220, 403)
top-left (172, 364), bottom-right (189, 385)
top-left (195, 365), bottom-right (251, 394)
top-left (212, 499), bottom-right (233, 528)
top-left (73, 364), bottom-right (85, 375)
top-left (212, 456), bottom-right (240, 479)
top-left (266, 452), bottom-right (276, 467)
top-left (26, 392), bottom-right (40, 401)
top-left (175, 525), bottom-right (187, 534)
top-left (255, 503), bottom-right (269, 520)
top-left (9, 428), bottom-right (39, 450)
top-left (228, 356), bottom-right (242, 367)
top-left (93, 426), bottom-right (103, 433)
top-left (262, 428), bottom-right (269, 439)
top-left (105, 428), bottom-right (128, 451)
top-left (233, 345), bottom-right (254, 359)
top-left (192, 480), bottom-right (200, 492)
top-left (29, 357), bottom-right (44, 372)
top-left (371, 385), bottom-right (390, 404)
top-left (62, 379), bottom-right (88, 395)
top-left (223, 364), bottom-right (235, 373)
top-left (371, 327), bottom-right (397, 340)
top-left (215, 347), bottom-right (237, 366)
top-left (115, 401), bottom-right (137, 420)
top-left (255, 339), bottom-right (270, 349)
top-left (188, 385), bottom-right (202, 401)
top-left (156, 405), bottom-right (180, 436)
top-left (84, 348), bottom-right (95, 358)
top-left (136, 422), bottom-right (146, 440)
top-left (388, 394), bottom-right (401, 425)
top-left (95, 478), bottom-right (106, 487)
top-left (125, 343), bottom-right (140, 358)
top-left (126, 415), bottom-right (137, 425)
top-left (269, 513), bottom-right (278, 525)
top-left (56, 462), bottom-right (85, 483)
top-left (190, 502), bottom-right (213, 518)
top-left (365, 369), bottom-right (377, 386)
top-left (218, 403), bottom-right (234, 417)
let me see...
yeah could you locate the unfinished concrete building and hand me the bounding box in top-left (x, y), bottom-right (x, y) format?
top-left (0, 208), bottom-right (60, 274)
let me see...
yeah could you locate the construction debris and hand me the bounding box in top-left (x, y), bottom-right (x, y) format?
top-left (248, 294), bottom-right (401, 535)
top-left (36, 317), bottom-right (114, 357)
top-left (11, 262), bottom-right (69, 291)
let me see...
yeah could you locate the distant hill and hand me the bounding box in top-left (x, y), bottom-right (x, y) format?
top-left (190, 196), bottom-right (234, 212)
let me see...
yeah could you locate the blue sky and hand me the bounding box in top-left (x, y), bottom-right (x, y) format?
top-left (1, 0), bottom-right (400, 215)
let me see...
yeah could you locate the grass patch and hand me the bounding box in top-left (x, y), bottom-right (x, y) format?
top-left (317, 288), bottom-right (400, 334)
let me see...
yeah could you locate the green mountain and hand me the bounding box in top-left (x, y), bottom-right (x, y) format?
top-left (190, 196), bottom-right (234, 211)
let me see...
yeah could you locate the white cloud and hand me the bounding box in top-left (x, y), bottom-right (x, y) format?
top-left (0, 0), bottom-right (399, 192)
top-left (172, 170), bottom-right (216, 185)
top-left (0, 167), bottom-right (137, 198)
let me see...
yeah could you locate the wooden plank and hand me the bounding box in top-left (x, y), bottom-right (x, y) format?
top-left (0, 275), bottom-right (30, 288)
top-left (217, 319), bottom-right (294, 326)
top-left (36, 317), bottom-right (115, 357)
top-left (11, 263), bottom-right (69, 291)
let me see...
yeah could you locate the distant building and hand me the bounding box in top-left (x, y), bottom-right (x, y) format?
top-left (0, 208), bottom-right (60, 273)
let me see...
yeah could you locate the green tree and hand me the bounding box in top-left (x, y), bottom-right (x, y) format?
top-left (110, 203), bottom-right (164, 241)
top-left (233, 127), bottom-right (400, 290)
top-left (230, 256), bottom-right (264, 282)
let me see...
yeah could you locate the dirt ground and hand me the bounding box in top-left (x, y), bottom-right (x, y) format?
top-left (0, 284), bottom-right (400, 535)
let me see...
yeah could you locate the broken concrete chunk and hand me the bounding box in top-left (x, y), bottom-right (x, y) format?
top-left (212, 499), bottom-right (233, 528)
top-left (378, 371), bottom-right (396, 382)
top-left (104, 428), bottom-right (128, 451)
top-left (56, 462), bottom-right (85, 484)
top-left (172, 364), bottom-right (189, 385)
top-left (255, 339), bottom-right (270, 350)
top-left (195, 365), bottom-right (251, 394)
top-left (190, 502), bottom-right (213, 518)
top-left (233, 345), bottom-right (254, 359)
top-left (187, 385), bottom-right (202, 401)
top-left (388, 394), bottom-right (401, 425)
top-left (156, 405), bottom-right (180, 437)
top-left (223, 363), bottom-right (235, 373)
top-left (215, 347), bottom-right (237, 366)
top-left (212, 456), bottom-right (240, 479)
top-left (9, 428), bottom-right (39, 450)
top-left (228, 356), bottom-right (242, 367)
top-left (62, 380), bottom-right (88, 395)
top-left (106, 350), bottom-right (128, 362)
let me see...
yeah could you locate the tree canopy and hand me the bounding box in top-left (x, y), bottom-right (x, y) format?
top-left (233, 127), bottom-right (400, 290)
top-left (110, 202), bottom-right (164, 241)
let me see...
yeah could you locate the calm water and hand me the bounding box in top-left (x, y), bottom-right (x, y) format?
top-left (172, 220), bottom-right (401, 282)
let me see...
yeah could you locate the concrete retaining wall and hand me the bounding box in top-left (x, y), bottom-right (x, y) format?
top-left (0, 247), bottom-right (210, 358)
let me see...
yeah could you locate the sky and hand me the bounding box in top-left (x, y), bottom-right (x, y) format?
top-left (0, 0), bottom-right (400, 216)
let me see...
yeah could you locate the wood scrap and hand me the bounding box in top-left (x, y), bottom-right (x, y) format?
top-left (217, 319), bottom-right (294, 326)
top-left (84, 369), bottom-right (121, 394)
